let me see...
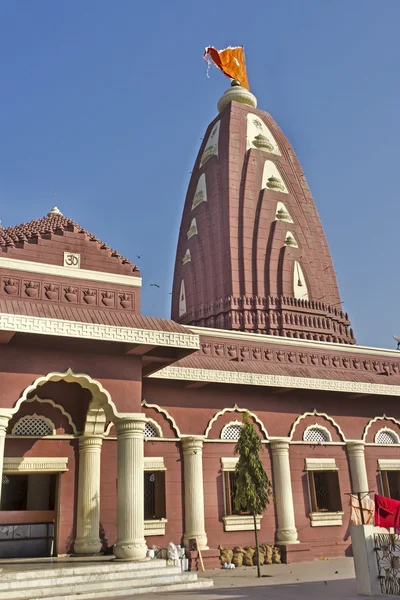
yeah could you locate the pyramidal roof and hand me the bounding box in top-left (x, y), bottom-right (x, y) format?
top-left (0, 207), bottom-right (137, 269)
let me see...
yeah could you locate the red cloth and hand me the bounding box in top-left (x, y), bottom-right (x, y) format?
top-left (374, 494), bottom-right (400, 528)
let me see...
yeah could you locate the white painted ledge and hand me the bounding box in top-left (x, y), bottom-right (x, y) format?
top-left (0, 256), bottom-right (142, 288)
top-left (144, 519), bottom-right (167, 536)
top-left (310, 512), bottom-right (344, 527)
top-left (223, 515), bottom-right (262, 532)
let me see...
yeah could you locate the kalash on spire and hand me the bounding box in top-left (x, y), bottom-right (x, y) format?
top-left (171, 46), bottom-right (355, 344)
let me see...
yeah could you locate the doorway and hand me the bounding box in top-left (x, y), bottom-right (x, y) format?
top-left (0, 473), bottom-right (58, 558)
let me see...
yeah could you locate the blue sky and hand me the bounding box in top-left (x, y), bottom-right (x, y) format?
top-left (0, 0), bottom-right (399, 348)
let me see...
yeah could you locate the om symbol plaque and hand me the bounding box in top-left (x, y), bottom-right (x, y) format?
top-left (63, 252), bottom-right (81, 269)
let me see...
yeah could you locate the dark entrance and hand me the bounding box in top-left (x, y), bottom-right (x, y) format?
top-left (0, 473), bottom-right (58, 558)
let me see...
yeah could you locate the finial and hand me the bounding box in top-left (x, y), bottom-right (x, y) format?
top-left (48, 206), bottom-right (63, 217)
top-left (217, 82), bottom-right (257, 113)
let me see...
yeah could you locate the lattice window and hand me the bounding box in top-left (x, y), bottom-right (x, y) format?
top-left (303, 426), bottom-right (331, 443)
top-left (375, 428), bottom-right (399, 444)
top-left (12, 415), bottom-right (54, 437)
top-left (2, 475), bottom-right (9, 485)
top-left (144, 422), bottom-right (159, 438)
top-left (221, 424), bottom-right (242, 441)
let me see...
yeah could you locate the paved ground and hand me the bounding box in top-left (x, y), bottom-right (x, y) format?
top-left (137, 557), bottom-right (364, 599)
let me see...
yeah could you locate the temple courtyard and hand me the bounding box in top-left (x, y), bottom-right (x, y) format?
top-left (113, 557), bottom-right (362, 599)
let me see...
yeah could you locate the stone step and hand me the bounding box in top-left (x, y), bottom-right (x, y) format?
top-left (0, 565), bottom-right (183, 592)
top-left (29, 578), bottom-right (214, 600)
top-left (0, 572), bottom-right (200, 599)
top-left (0, 559), bottom-right (168, 581)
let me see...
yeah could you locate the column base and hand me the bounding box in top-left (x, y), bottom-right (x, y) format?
top-left (113, 538), bottom-right (148, 560)
top-left (74, 538), bottom-right (102, 554)
top-left (276, 528), bottom-right (299, 544)
top-left (276, 542), bottom-right (311, 564)
top-left (183, 533), bottom-right (209, 551)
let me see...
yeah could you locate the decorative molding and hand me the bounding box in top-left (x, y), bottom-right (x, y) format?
top-left (0, 313), bottom-right (200, 350)
top-left (378, 459), bottom-right (400, 471)
top-left (0, 256), bottom-right (142, 288)
top-left (309, 512), bottom-right (344, 527)
top-left (144, 457), bottom-right (166, 471)
top-left (375, 427), bottom-right (400, 444)
top-left (303, 424), bottom-right (332, 443)
top-left (189, 326), bottom-right (400, 359)
top-left (25, 395), bottom-right (78, 434)
top-left (288, 410), bottom-right (345, 441)
top-left (223, 515), bottom-right (262, 532)
top-left (141, 400), bottom-right (181, 437)
top-left (363, 415), bottom-right (400, 442)
top-left (104, 422), bottom-right (115, 437)
top-left (144, 519), bottom-right (167, 536)
top-left (3, 457), bottom-right (68, 473)
top-left (204, 404), bottom-right (268, 439)
top-left (149, 366), bottom-right (400, 397)
top-left (13, 368), bottom-right (119, 421)
top-left (304, 458), bottom-right (338, 471)
top-left (221, 457), bottom-right (238, 471)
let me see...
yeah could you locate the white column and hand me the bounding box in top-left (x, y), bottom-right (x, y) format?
top-left (347, 442), bottom-right (369, 494)
top-left (74, 435), bottom-right (103, 554)
top-left (270, 439), bottom-right (299, 544)
top-left (182, 436), bottom-right (208, 550)
top-left (0, 413), bottom-right (11, 508)
top-left (114, 415), bottom-right (148, 560)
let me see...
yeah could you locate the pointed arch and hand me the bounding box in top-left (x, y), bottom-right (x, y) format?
top-left (362, 415), bottom-right (400, 442)
top-left (141, 400), bottom-right (180, 437)
top-left (204, 404), bottom-right (268, 439)
top-left (289, 409), bottom-right (346, 442)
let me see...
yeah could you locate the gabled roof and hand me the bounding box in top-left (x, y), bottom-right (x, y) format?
top-left (0, 207), bottom-right (136, 269)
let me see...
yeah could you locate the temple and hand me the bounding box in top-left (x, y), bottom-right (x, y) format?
top-left (172, 81), bottom-right (354, 343)
top-left (1, 77), bottom-right (400, 577)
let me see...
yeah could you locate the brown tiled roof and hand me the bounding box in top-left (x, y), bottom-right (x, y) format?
top-left (0, 210), bottom-right (136, 268)
top-left (170, 353), bottom-right (400, 387)
top-left (0, 298), bottom-right (190, 334)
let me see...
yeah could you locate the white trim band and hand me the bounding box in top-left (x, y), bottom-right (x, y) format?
top-left (0, 313), bottom-right (200, 349)
top-left (149, 366), bottom-right (400, 397)
top-left (144, 457), bottom-right (166, 471)
top-left (378, 459), bottom-right (400, 471)
top-left (305, 458), bottom-right (338, 471)
top-left (3, 457), bottom-right (69, 472)
top-left (0, 256), bottom-right (142, 288)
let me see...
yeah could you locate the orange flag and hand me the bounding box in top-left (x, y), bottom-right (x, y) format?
top-left (204, 46), bottom-right (249, 91)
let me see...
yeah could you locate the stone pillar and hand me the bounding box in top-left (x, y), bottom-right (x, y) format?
top-left (347, 442), bottom-right (369, 494)
top-left (74, 435), bottom-right (103, 554)
top-left (182, 436), bottom-right (208, 550)
top-left (114, 415), bottom-right (147, 560)
top-left (270, 439), bottom-right (299, 544)
top-left (0, 413), bottom-right (11, 508)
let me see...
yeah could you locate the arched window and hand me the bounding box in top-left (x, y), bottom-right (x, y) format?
top-left (303, 425), bottom-right (332, 443)
top-left (375, 428), bottom-right (399, 444)
top-left (12, 415), bottom-right (54, 437)
top-left (221, 422), bottom-right (242, 441)
top-left (144, 421), bottom-right (161, 439)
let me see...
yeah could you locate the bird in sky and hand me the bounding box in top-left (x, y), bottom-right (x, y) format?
top-left (136, 254), bottom-right (142, 259)
top-left (150, 284), bottom-right (160, 288)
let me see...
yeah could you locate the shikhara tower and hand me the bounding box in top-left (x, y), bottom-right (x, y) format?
top-left (172, 81), bottom-right (355, 344)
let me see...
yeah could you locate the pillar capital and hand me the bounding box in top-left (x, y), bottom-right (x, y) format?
top-left (347, 441), bottom-right (365, 452)
top-left (181, 436), bottom-right (204, 454)
top-left (270, 438), bottom-right (290, 454)
top-left (78, 435), bottom-right (103, 451)
top-left (0, 411), bottom-right (12, 435)
top-left (115, 414), bottom-right (146, 438)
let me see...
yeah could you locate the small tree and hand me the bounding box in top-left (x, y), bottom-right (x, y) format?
top-left (233, 412), bottom-right (273, 578)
